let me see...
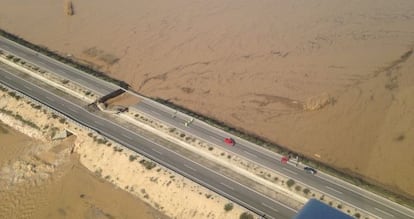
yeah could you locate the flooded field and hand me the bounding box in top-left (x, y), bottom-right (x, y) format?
top-left (0, 122), bottom-right (166, 219)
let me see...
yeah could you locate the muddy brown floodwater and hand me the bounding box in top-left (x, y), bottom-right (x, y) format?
top-left (0, 122), bottom-right (167, 219)
top-left (0, 0), bottom-right (414, 200)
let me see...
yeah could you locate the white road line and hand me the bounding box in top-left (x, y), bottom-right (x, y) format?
top-left (184, 164), bottom-right (197, 172)
top-left (262, 202), bottom-right (277, 212)
top-left (45, 96), bottom-right (53, 102)
top-left (325, 186), bottom-right (343, 195)
top-left (151, 148), bottom-right (162, 155)
top-left (94, 120), bottom-right (104, 125)
top-left (68, 108), bottom-right (77, 113)
top-left (220, 182), bottom-right (234, 191)
top-left (24, 85), bottom-right (32, 91)
top-left (121, 134), bottom-right (133, 140)
top-left (282, 167), bottom-right (298, 175)
top-left (152, 111), bottom-right (162, 117)
top-left (375, 207), bottom-right (395, 217)
top-left (5, 72), bottom-right (297, 216)
top-left (243, 150), bottom-right (258, 158)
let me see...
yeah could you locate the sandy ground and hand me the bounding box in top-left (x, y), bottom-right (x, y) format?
top-left (0, 123), bottom-right (163, 219)
top-left (1, 0), bottom-right (414, 198)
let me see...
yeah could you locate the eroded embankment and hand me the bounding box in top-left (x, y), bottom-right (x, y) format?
top-left (0, 83), bottom-right (252, 219)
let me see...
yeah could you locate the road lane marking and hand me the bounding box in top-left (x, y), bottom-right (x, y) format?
top-left (121, 134), bottom-right (133, 140)
top-left (220, 182), bottom-right (234, 191)
top-left (184, 164), bottom-right (197, 172)
top-left (282, 167), bottom-right (298, 175)
top-left (151, 148), bottom-right (162, 155)
top-left (94, 120), bottom-right (104, 125)
top-left (151, 111), bottom-right (162, 117)
top-left (45, 96), bottom-right (53, 102)
top-left (4, 71), bottom-right (298, 216)
top-left (374, 208), bottom-right (394, 217)
top-left (68, 108), bottom-right (77, 113)
top-left (325, 186), bottom-right (343, 195)
top-left (262, 202), bottom-right (277, 212)
top-left (24, 85), bottom-right (32, 91)
top-left (243, 150), bottom-right (258, 158)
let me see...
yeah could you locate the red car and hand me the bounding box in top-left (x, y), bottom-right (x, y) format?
top-left (281, 156), bottom-right (289, 164)
top-left (224, 137), bottom-right (235, 146)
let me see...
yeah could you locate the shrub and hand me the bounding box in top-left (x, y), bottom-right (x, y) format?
top-left (354, 213), bottom-right (361, 218)
top-left (286, 179), bottom-right (295, 188)
top-left (224, 203), bottom-right (234, 212)
top-left (208, 147), bottom-right (214, 151)
top-left (239, 212), bottom-right (254, 219)
top-left (129, 155), bottom-right (138, 162)
top-left (337, 204), bottom-right (342, 209)
top-left (295, 185), bottom-right (302, 191)
top-left (303, 188), bottom-right (310, 195)
top-left (139, 159), bottom-right (156, 170)
top-left (96, 138), bottom-right (107, 144)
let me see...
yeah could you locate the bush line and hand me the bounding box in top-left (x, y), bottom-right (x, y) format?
top-left (153, 98), bottom-right (414, 208)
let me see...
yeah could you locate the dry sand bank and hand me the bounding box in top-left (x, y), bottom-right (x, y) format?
top-left (1, 0), bottom-right (414, 197)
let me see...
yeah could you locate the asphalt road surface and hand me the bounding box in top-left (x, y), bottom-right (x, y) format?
top-left (0, 67), bottom-right (297, 219)
top-left (1, 36), bottom-right (414, 219)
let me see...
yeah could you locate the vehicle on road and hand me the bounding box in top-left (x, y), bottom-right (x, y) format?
top-left (304, 166), bottom-right (317, 175)
top-left (281, 156), bottom-right (289, 164)
top-left (224, 137), bottom-right (235, 146)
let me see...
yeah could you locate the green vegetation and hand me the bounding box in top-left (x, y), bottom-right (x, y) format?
top-left (129, 155), bottom-right (138, 162)
top-left (239, 212), bottom-right (254, 219)
top-left (1, 28), bottom-right (412, 208)
top-left (152, 95), bottom-right (414, 208)
top-left (0, 108), bottom-right (40, 130)
top-left (96, 138), bottom-right (107, 144)
top-left (224, 203), bottom-right (234, 212)
top-left (286, 179), bottom-right (295, 188)
top-left (303, 188), bottom-right (310, 195)
top-left (139, 159), bottom-right (156, 170)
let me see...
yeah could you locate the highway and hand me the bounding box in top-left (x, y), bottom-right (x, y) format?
top-left (0, 68), bottom-right (296, 219)
top-left (1, 35), bottom-right (414, 219)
